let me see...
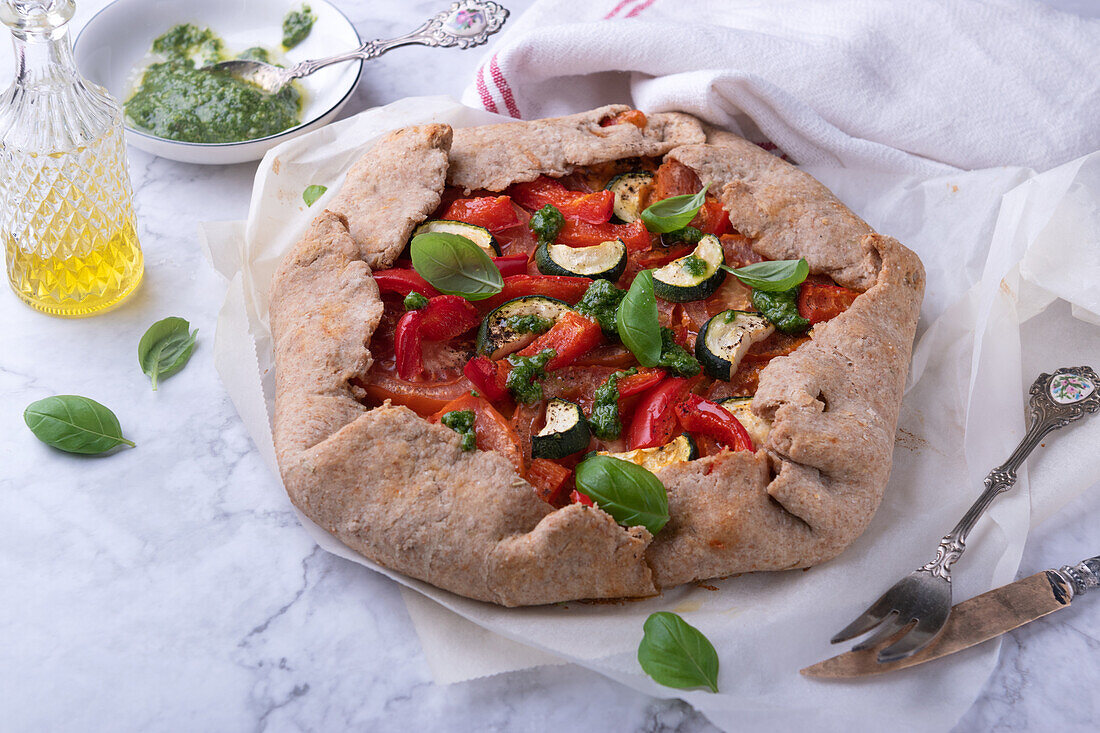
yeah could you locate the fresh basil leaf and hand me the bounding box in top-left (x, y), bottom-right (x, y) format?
top-left (616, 270), bottom-right (661, 367)
top-left (24, 395), bottom-right (136, 455)
top-left (640, 184), bottom-right (709, 233)
top-left (410, 232), bottom-right (503, 301)
top-left (302, 184), bottom-right (327, 207)
top-left (638, 612), bottom-right (720, 693)
top-left (138, 317), bottom-right (198, 391)
top-left (574, 454), bottom-right (668, 535)
top-left (722, 258), bottom-right (809, 292)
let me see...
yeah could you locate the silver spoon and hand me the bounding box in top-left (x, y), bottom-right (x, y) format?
top-left (205, 0), bottom-right (509, 95)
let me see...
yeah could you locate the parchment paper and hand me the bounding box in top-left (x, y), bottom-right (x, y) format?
top-left (201, 96), bottom-right (1100, 733)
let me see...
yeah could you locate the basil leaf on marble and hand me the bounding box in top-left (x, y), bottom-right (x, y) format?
top-left (302, 184), bottom-right (327, 207)
top-left (24, 395), bottom-right (136, 455)
top-left (722, 258), bottom-right (809, 292)
top-left (138, 317), bottom-right (198, 390)
top-left (410, 232), bottom-right (503, 301)
top-left (640, 184), bottom-right (709, 233)
top-left (616, 270), bottom-right (661, 368)
top-left (574, 454), bottom-right (668, 535)
top-left (638, 612), bottom-right (720, 693)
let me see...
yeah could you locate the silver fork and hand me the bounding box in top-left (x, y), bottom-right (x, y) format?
top-left (831, 366), bottom-right (1099, 663)
top-left (206, 1), bottom-right (509, 95)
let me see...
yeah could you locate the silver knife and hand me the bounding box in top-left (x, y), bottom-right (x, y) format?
top-left (802, 555), bottom-right (1100, 678)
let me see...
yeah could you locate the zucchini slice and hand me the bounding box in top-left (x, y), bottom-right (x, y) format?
top-left (718, 397), bottom-right (772, 448)
top-left (651, 234), bottom-right (726, 302)
top-left (534, 238), bottom-right (627, 281)
top-left (414, 220), bottom-right (502, 256)
top-left (532, 399), bottom-right (591, 459)
top-left (476, 296), bottom-right (571, 359)
top-left (605, 171), bottom-right (655, 223)
top-left (695, 310), bottom-right (774, 380)
top-left (601, 433), bottom-right (697, 472)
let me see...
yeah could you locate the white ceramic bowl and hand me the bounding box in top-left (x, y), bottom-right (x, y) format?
top-left (74, 0), bottom-right (362, 164)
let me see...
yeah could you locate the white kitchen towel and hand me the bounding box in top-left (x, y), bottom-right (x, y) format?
top-left (461, 0), bottom-right (1100, 175)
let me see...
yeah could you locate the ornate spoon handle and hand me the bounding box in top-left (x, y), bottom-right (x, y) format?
top-left (922, 366), bottom-right (1099, 581)
top-left (286, 1), bottom-right (508, 80)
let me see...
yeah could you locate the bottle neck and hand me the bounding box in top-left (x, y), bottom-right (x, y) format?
top-left (10, 22), bottom-right (79, 88)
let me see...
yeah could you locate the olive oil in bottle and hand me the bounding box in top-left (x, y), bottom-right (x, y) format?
top-left (1, 0), bottom-right (143, 317)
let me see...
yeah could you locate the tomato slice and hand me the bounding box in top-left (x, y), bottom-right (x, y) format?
top-left (542, 365), bottom-right (617, 412)
top-left (359, 372), bottom-right (473, 417)
top-left (720, 233), bottom-right (764, 268)
top-left (574, 343), bottom-right (638, 368)
top-left (742, 332), bottom-right (809, 363)
top-left (430, 393), bottom-right (524, 474)
top-left (527, 458), bottom-right (573, 505)
top-left (798, 280), bottom-right (860, 324)
top-left (653, 159), bottom-right (701, 200)
top-left (480, 274), bottom-right (593, 311)
top-left (516, 311), bottom-right (603, 371)
top-left (442, 196), bottom-right (520, 232)
top-left (691, 198), bottom-right (730, 236)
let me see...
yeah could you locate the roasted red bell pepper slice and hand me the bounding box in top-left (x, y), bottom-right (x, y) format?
top-left (463, 355), bottom-right (509, 402)
top-left (442, 195), bottom-right (519, 232)
top-left (527, 458), bottom-right (573, 505)
top-left (617, 369), bottom-right (666, 398)
top-left (492, 254), bottom-right (530, 278)
top-left (373, 268), bottom-right (441, 298)
top-left (394, 310), bottom-right (425, 381)
top-left (394, 295), bottom-right (480, 380)
top-left (418, 295), bottom-right (480, 341)
top-left (798, 281), bottom-right (860, 324)
top-left (675, 394), bottom-right (753, 452)
top-left (480, 274), bottom-right (593, 310)
top-left (557, 218), bottom-right (651, 252)
top-left (516, 311), bottom-right (603, 371)
top-left (569, 489), bottom-right (594, 506)
top-left (626, 376), bottom-right (697, 450)
top-left (509, 177), bottom-right (615, 224)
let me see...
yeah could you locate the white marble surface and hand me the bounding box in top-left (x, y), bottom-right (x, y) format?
top-left (2, 1), bottom-right (1098, 731)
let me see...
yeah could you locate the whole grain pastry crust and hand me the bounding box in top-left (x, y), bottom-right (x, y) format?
top-left (269, 107), bottom-right (925, 606)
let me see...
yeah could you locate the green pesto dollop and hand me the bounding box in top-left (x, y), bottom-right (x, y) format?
top-left (441, 410), bottom-right (477, 451)
top-left (529, 204), bottom-right (565, 244)
top-left (125, 24), bottom-right (302, 144)
top-left (588, 368), bottom-right (637, 441)
top-left (574, 279), bottom-right (627, 336)
top-left (503, 314), bottom-right (554, 335)
top-left (679, 254), bottom-right (709, 277)
top-left (656, 327), bottom-right (700, 377)
top-left (751, 286), bottom-right (810, 334)
top-left (661, 226), bottom-right (704, 246)
top-left (282, 5), bottom-right (316, 50)
top-left (506, 349), bottom-right (556, 404)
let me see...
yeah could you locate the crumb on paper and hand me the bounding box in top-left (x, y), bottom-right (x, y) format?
top-left (895, 427), bottom-right (928, 451)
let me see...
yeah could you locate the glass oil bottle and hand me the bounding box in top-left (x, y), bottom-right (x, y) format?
top-left (0, 0), bottom-right (143, 317)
